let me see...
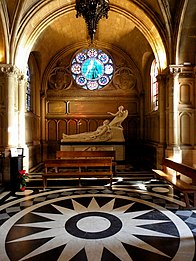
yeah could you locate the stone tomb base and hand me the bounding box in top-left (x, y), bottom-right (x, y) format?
top-left (60, 144), bottom-right (125, 161)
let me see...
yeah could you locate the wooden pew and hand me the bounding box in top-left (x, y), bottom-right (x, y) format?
top-left (56, 150), bottom-right (116, 159)
top-left (42, 158), bottom-right (113, 189)
top-left (56, 150), bottom-right (116, 173)
top-left (152, 158), bottom-right (196, 208)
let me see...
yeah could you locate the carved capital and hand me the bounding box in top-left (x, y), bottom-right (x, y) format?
top-left (0, 64), bottom-right (20, 77)
top-left (169, 64), bottom-right (194, 78)
top-left (169, 65), bottom-right (182, 74)
top-left (18, 73), bottom-right (25, 81)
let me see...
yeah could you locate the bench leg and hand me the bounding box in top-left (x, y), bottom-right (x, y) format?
top-left (43, 178), bottom-right (47, 190)
top-left (78, 177), bottom-right (81, 187)
top-left (184, 192), bottom-right (191, 208)
top-left (193, 193), bottom-right (196, 207)
top-left (109, 175), bottom-right (113, 190)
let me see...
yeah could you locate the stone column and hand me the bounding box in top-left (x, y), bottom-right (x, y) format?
top-left (139, 91), bottom-right (144, 140)
top-left (177, 65), bottom-right (195, 165)
top-left (18, 74), bottom-right (26, 147)
top-left (157, 73), bottom-right (166, 145)
top-left (193, 66), bottom-right (196, 168)
top-left (0, 64), bottom-right (19, 182)
top-left (165, 66), bottom-right (181, 160)
top-left (18, 74), bottom-right (29, 171)
top-left (41, 91), bottom-right (47, 160)
top-left (0, 65), bottom-right (19, 147)
top-left (167, 65), bottom-right (195, 165)
top-left (169, 66), bottom-right (179, 146)
top-left (156, 73), bottom-right (166, 167)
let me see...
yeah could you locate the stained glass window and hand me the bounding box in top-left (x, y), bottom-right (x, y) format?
top-left (71, 48), bottom-right (114, 90)
top-left (150, 59), bottom-right (158, 111)
top-left (26, 66), bottom-right (31, 112)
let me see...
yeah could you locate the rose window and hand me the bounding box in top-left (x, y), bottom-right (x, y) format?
top-left (71, 48), bottom-right (114, 90)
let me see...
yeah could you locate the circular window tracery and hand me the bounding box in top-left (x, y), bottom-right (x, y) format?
top-left (71, 48), bottom-right (114, 90)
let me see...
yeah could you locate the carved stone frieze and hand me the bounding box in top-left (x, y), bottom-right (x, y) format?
top-left (47, 58), bottom-right (72, 90)
top-left (113, 67), bottom-right (137, 92)
top-left (48, 66), bottom-right (72, 90)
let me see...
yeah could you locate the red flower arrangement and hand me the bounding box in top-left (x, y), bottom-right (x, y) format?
top-left (17, 170), bottom-right (29, 191)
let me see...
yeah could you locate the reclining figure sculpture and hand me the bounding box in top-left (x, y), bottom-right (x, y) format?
top-left (61, 106), bottom-right (128, 142)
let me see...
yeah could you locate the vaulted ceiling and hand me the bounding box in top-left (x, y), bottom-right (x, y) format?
top-left (0, 0), bottom-right (195, 77)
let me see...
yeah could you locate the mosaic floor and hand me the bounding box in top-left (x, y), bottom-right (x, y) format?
top-left (0, 171), bottom-right (196, 261)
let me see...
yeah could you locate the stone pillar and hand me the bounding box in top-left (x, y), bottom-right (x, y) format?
top-left (18, 74), bottom-right (29, 171)
top-left (194, 66), bottom-right (196, 168)
top-left (156, 73), bottom-right (166, 167)
top-left (18, 74), bottom-right (26, 147)
top-left (178, 65), bottom-right (195, 166)
top-left (165, 66), bottom-right (181, 160)
top-left (0, 64), bottom-right (19, 182)
top-left (41, 91), bottom-right (47, 160)
top-left (0, 65), bottom-right (19, 147)
top-left (167, 65), bottom-right (195, 165)
top-left (168, 66), bottom-right (179, 146)
top-left (139, 91), bottom-right (144, 140)
top-left (157, 73), bottom-right (166, 144)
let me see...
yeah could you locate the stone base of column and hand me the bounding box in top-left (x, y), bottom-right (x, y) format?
top-left (156, 144), bottom-right (166, 168)
top-left (181, 146), bottom-right (194, 167)
top-left (2, 153), bottom-right (11, 183)
top-left (193, 148), bottom-right (196, 169)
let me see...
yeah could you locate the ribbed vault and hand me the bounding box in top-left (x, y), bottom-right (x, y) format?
top-left (12, 0), bottom-right (167, 76)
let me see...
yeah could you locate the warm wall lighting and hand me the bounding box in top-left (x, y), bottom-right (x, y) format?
top-left (0, 51), bottom-right (4, 62)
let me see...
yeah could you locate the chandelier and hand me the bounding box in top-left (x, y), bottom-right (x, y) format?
top-left (75, 0), bottom-right (110, 42)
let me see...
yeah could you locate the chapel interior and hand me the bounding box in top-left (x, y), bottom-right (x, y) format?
top-left (0, 0), bottom-right (195, 181)
top-left (0, 1), bottom-right (196, 260)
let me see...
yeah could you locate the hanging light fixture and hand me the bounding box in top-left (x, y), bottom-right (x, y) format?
top-left (75, 0), bottom-right (110, 42)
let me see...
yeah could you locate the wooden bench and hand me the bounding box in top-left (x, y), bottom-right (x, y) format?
top-left (152, 158), bottom-right (196, 208)
top-left (56, 150), bottom-right (116, 173)
top-left (42, 158), bottom-right (113, 189)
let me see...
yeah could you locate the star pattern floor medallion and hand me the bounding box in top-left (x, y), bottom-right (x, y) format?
top-left (1, 189), bottom-right (194, 261)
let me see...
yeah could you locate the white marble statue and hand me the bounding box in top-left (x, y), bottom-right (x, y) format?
top-left (108, 105), bottom-right (128, 128)
top-left (62, 120), bottom-right (111, 142)
top-left (61, 106), bottom-right (128, 142)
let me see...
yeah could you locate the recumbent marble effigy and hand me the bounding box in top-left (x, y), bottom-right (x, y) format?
top-left (61, 106), bottom-right (128, 143)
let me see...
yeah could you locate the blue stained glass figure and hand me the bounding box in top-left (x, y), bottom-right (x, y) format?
top-left (82, 58), bottom-right (104, 80)
top-left (71, 48), bottom-right (114, 90)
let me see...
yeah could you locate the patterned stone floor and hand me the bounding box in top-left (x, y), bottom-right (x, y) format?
top-left (0, 171), bottom-right (196, 261)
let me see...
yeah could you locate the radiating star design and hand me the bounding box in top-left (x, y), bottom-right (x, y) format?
top-left (7, 197), bottom-right (178, 261)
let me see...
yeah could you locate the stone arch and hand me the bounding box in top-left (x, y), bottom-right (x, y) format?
top-left (0, 1), bottom-right (9, 63)
top-left (13, 1), bottom-right (167, 73)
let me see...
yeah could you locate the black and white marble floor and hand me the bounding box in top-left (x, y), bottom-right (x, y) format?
top-left (0, 180), bottom-right (196, 261)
